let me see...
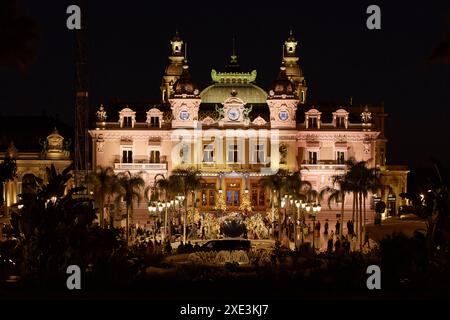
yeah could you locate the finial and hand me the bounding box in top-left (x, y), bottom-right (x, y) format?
top-left (185, 41), bottom-right (187, 59)
top-left (289, 29), bottom-right (293, 36)
top-left (182, 59), bottom-right (189, 70)
top-left (232, 36), bottom-right (236, 57)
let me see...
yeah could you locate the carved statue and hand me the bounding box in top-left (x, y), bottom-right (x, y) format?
top-left (361, 106), bottom-right (372, 123)
top-left (39, 138), bottom-right (48, 154)
top-left (243, 104), bottom-right (253, 120)
top-left (96, 104), bottom-right (107, 122)
top-left (64, 138), bottom-right (72, 152)
top-left (215, 104), bottom-right (225, 120)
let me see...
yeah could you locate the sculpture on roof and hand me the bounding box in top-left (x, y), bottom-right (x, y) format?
top-left (361, 105), bottom-right (372, 123)
top-left (215, 104), bottom-right (225, 121)
top-left (243, 104), bottom-right (253, 121)
top-left (96, 104), bottom-right (107, 122)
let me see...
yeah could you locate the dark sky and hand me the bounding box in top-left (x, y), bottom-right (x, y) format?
top-left (0, 0), bottom-right (449, 168)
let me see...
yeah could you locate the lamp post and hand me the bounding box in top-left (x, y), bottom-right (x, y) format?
top-left (177, 195), bottom-right (186, 242)
top-left (280, 198), bottom-right (286, 242)
top-left (295, 200), bottom-right (301, 250)
top-left (301, 202), bottom-right (306, 244)
top-left (305, 204), bottom-right (311, 249)
top-left (289, 196), bottom-right (294, 243)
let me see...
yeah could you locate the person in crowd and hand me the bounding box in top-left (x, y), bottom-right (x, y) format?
top-left (177, 241), bottom-right (185, 254)
top-left (147, 239), bottom-right (154, 255)
top-left (193, 242), bottom-right (201, 252)
top-left (186, 241), bottom-right (194, 253)
top-left (334, 237), bottom-right (341, 252)
top-left (335, 220), bottom-right (341, 235)
top-left (343, 236), bottom-right (351, 254)
top-left (164, 240), bottom-right (172, 255)
top-left (324, 220), bottom-right (329, 235)
top-left (327, 236), bottom-right (333, 254)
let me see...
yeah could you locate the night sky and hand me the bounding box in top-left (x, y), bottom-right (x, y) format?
top-left (0, 0), bottom-right (449, 168)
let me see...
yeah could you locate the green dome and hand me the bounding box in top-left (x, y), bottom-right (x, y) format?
top-left (200, 83), bottom-right (267, 104)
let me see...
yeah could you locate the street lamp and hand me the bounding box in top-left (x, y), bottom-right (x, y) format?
top-left (177, 195), bottom-right (186, 242)
top-left (295, 200), bottom-right (301, 249)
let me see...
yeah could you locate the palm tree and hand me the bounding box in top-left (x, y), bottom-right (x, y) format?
top-left (117, 171), bottom-right (145, 244)
top-left (148, 174), bottom-right (182, 241)
top-left (88, 166), bottom-right (119, 227)
top-left (262, 170), bottom-right (287, 240)
top-left (171, 168), bottom-right (204, 242)
top-left (344, 159), bottom-right (385, 249)
top-left (320, 174), bottom-right (351, 235)
top-left (262, 170), bottom-right (311, 240)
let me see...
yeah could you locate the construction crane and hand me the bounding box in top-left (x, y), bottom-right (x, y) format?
top-left (74, 0), bottom-right (90, 187)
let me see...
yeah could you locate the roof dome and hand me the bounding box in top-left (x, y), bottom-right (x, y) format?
top-left (200, 83), bottom-right (267, 104)
top-left (172, 61), bottom-right (199, 97)
top-left (269, 63), bottom-right (296, 98)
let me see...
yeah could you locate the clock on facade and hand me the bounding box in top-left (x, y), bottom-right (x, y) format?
top-left (179, 110), bottom-right (190, 120)
top-left (278, 110), bottom-right (289, 121)
top-left (227, 108), bottom-right (240, 121)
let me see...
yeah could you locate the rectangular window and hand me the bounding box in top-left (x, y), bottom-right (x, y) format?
top-left (122, 149), bottom-right (133, 163)
top-left (202, 191), bottom-right (207, 206)
top-left (253, 144), bottom-right (265, 163)
top-left (308, 117), bottom-right (318, 128)
top-left (123, 116), bottom-right (132, 128)
top-left (337, 151), bottom-right (345, 164)
top-left (259, 189), bottom-right (265, 206)
top-left (308, 151), bottom-right (317, 164)
top-left (251, 189), bottom-right (258, 206)
top-left (203, 144), bottom-right (214, 163)
top-left (150, 116), bottom-right (159, 127)
top-left (149, 150), bottom-right (160, 163)
top-left (208, 190), bottom-right (215, 206)
top-left (180, 144), bottom-right (189, 164)
top-left (228, 144), bottom-right (238, 163)
top-left (336, 117), bottom-right (345, 128)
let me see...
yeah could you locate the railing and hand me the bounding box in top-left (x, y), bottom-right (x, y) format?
top-left (301, 162), bottom-right (347, 170)
top-left (114, 163), bottom-right (167, 170)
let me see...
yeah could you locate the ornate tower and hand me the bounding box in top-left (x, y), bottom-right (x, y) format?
top-left (267, 63), bottom-right (299, 128)
top-left (161, 31), bottom-right (185, 103)
top-left (283, 30), bottom-right (307, 103)
top-left (169, 60), bottom-right (201, 128)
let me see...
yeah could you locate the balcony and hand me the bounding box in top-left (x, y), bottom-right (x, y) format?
top-left (114, 162), bottom-right (167, 170)
top-left (301, 160), bottom-right (347, 171)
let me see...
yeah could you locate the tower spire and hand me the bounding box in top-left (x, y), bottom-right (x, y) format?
top-left (230, 36), bottom-right (237, 64)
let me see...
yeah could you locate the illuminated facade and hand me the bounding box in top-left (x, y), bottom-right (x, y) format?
top-left (0, 127), bottom-right (72, 231)
top-left (89, 32), bottom-right (408, 228)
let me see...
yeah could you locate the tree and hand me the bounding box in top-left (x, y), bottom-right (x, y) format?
top-left (88, 166), bottom-right (119, 228)
top-left (0, 153), bottom-right (17, 205)
top-left (344, 159), bottom-right (384, 250)
top-left (262, 170), bottom-right (286, 240)
top-left (320, 174), bottom-right (351, 235)
top-left (239, 192), bottom-right (252, 213)
top-left (262, 170), bottom-right (311, 240)
top-left (150, 173), bottom-right (182, 241)
top-left (8, 164), bottom-right (136, 286)
top-left (117, 171), bottom-right (145, 244)
top-left (171, 168), bottom-right (205, 241)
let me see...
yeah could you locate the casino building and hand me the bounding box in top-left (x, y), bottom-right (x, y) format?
top-left (88, 32), bottom-right (408, 228)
